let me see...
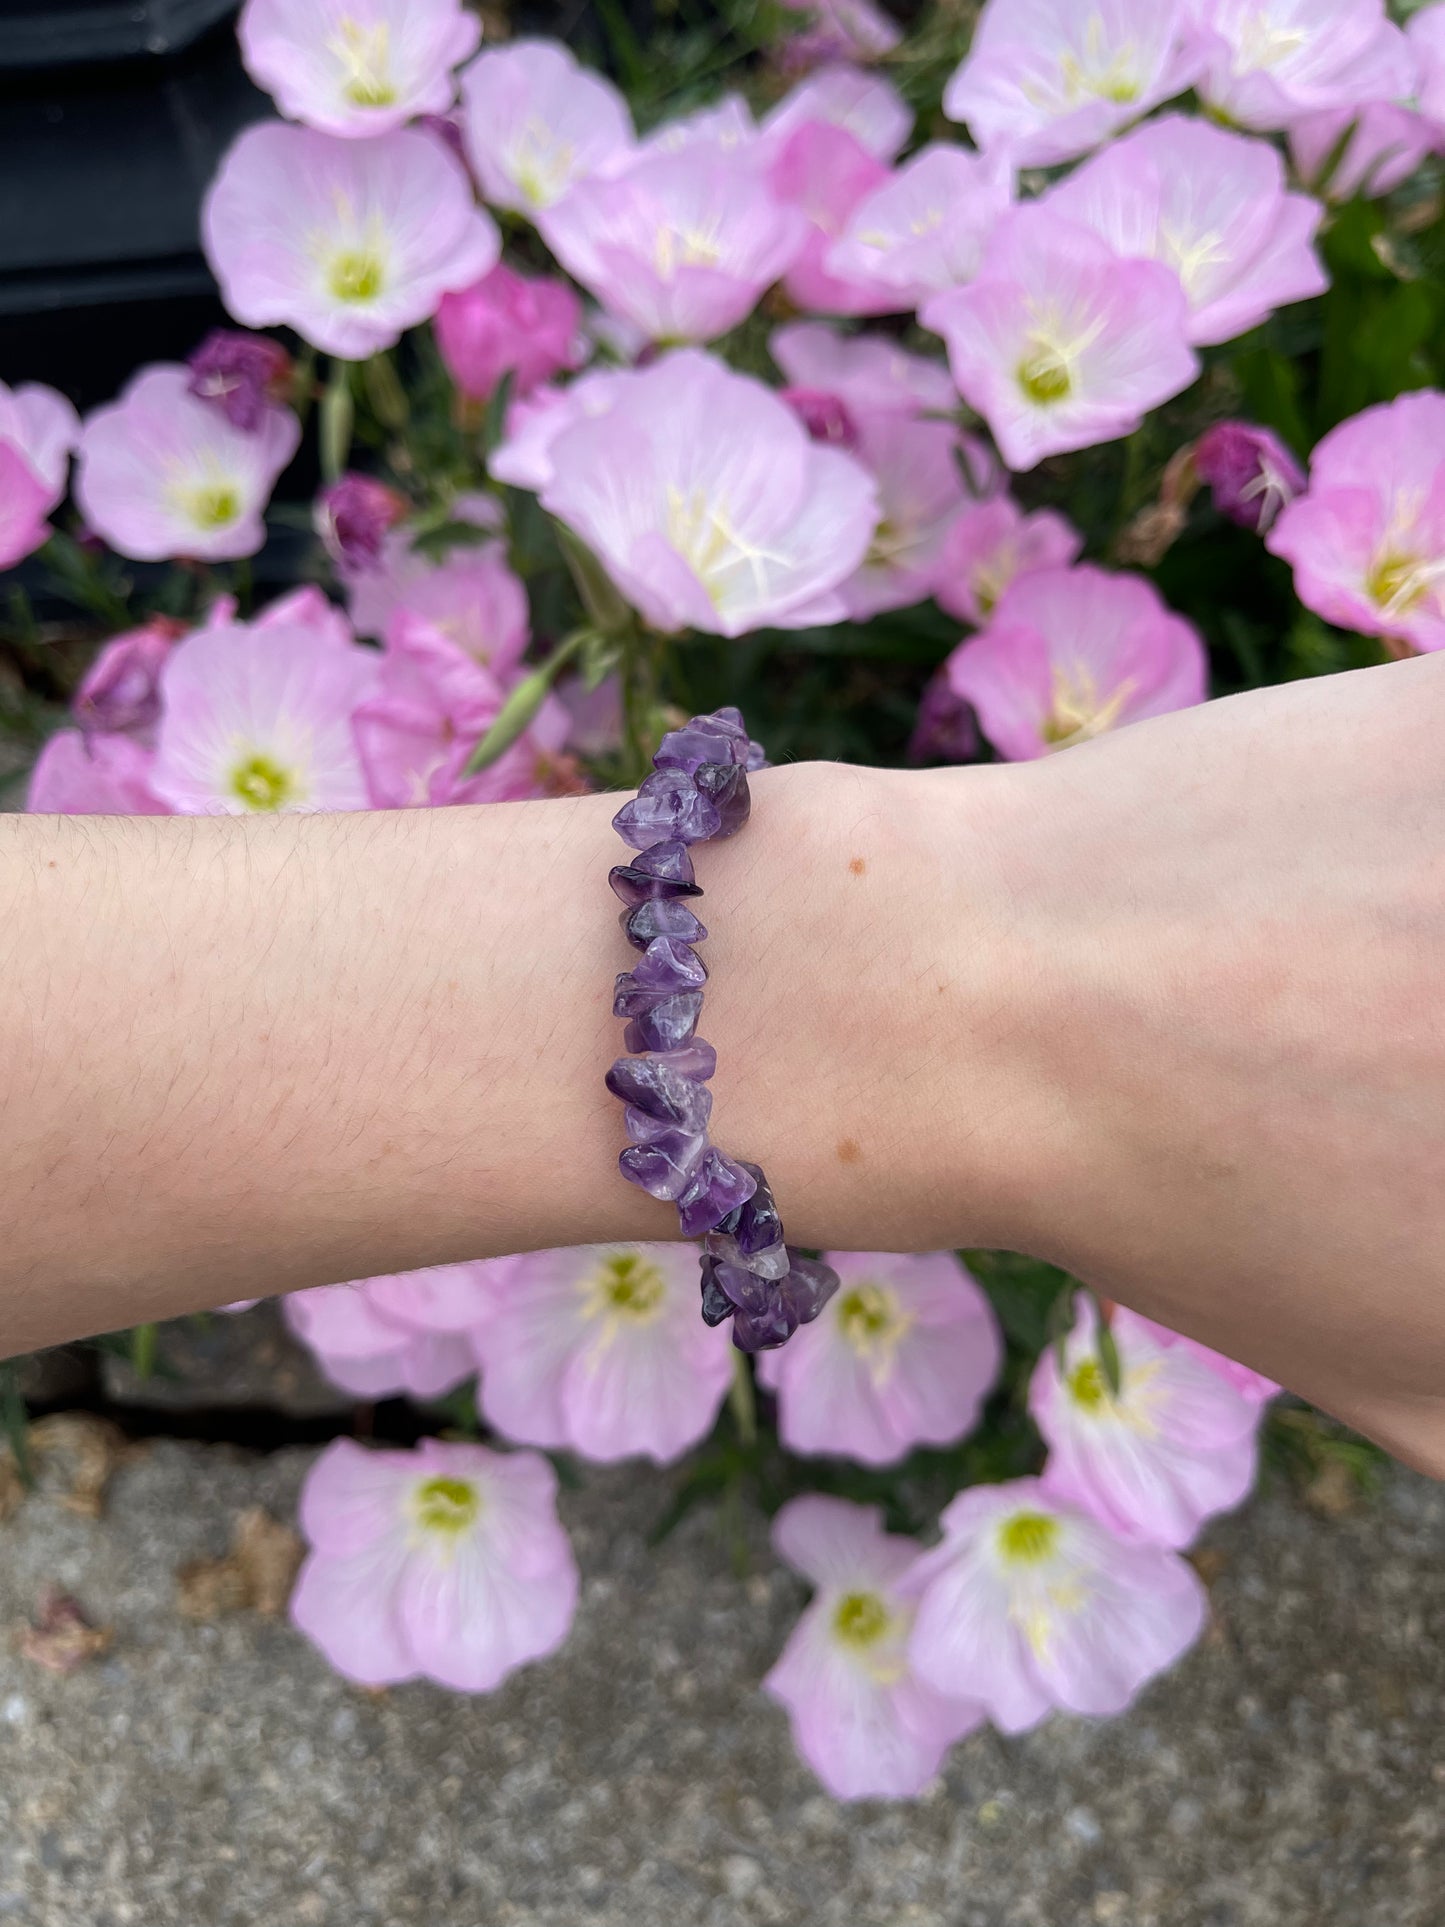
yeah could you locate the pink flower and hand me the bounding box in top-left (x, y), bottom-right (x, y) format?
top-left (1195, 420), bottom-right (1305, 533)
top-left (764, 1497), bottom-right (982, 1801)
top-left (27, 732), bottom-right (166, 815)
top-left (1046, 116), bottom-right (1326, 348)
top-left (0, 380), bottom-right (79, 569)
top-left (1267, 390), bottom-right (1445, 653)
top-left (933, 496), bottom-right (1083, 626)
top-left (640, 96), bottom-right (759, 160)
top-left (768, 122), bottom-right (894, 316)
top-left (459, 39), bottom-right (634, 215)
top-left (540, 146), bottom-right (807, 345)
top-left (922, 207), bottom-right (1199, 472)
top-left (75, 364), bottom-right (297, 563)
top-left (770, 321), bottom-right (958, 426)
top-left (837, 417), bottom-right (982, 618)
top-left (907, 672), bottom-right (982, 765)
top-left (238, 0), bottom-right (480, 138)
top-left (761, 63), bottom-right (913, 162)
top-left (316, 473), bottom-right (409, 570)
top-left (903, 1478), bottom-right (1207, 1732)
top-left (1411, 4), bottom-right (1445, 132)
top-left (1126, 1313), bottom-right (1280, 1405)
top-left (284, 1262), bottom-right (502, 1400)
top-left (1031, 1297), bottom-right (1262, 1549)
top-left (345, 514), bottom-right (528, 676)
top-left (945, 564), bottom-right (1208, 759)
top-left (825, 144), bottom-right (1013, 311)
top-left (756, 1252), bottom-right (1001, 1465)
top-left (1291, 102), bottom-right (1436, 200)
top-left (203, 123), bottom-right (499, 359)
top-left (778, 0), bottom-right (903, 71)
top-left (353, 612), bottom-right (568, 807)
top-left (471, 1245), bottom-right (732, 1464)
top-left (290, 1436), bottom-right (578, 1691)
top-left (436, 263), bottom-right (582, 402)
top-left (73, 617), bottom-right (182, 737)
top-left (150, 608), bottom-right (378, 813)
top-left (187, 330), bottom-right (294, 433)
top-left (536, 350), bottom-right (878, 638)
top-left (486, 369), bottom-right (632, 493)
top-left (1188, 0), bottom-right (1415, 131)
top-left (944, 0), bottom-right (1201, 166)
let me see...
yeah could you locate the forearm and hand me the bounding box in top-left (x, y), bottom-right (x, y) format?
top-left (0, 763), bottom-right (1029, 1354)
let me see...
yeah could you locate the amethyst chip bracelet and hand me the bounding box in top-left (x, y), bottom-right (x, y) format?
top-left (605, 707), bottom-right (840, 1352)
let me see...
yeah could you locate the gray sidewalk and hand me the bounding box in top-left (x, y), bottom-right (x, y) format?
top-left (0, 1438), bottom-right (1441, 1927)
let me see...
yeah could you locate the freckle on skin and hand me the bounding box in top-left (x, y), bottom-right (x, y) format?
top-left (836, 1137), bottom-right (862, 1165)
top-left (849, 856), bottom-right (866, 877)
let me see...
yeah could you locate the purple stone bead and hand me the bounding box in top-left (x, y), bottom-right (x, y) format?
top-left (699, 1264), bottom-right (734, 1327)
top-left (620, 993), bottom-right (705, 1053)
top-left (712, 1162), bottom-right (783, 1258)
top-left (731, 1300), bottom-right (799, 1352)
top-left (608, 841), bottom-right (701, 909)
top-left (638, 1038), bottom-right (717, 1081)
top-left (619, 1131), bottom-right (707, 1201)
top-left (623, 1105), bottom-right (676, 1144)
top-left (784, 1253), bottom-right (841, 1327)
top-left (704, 1255), bottom-right (773, 1314)
top-left (693, 763), bottom-right (751, 839)
top-left (703, 1229), bottom-right (791, 1282)
top-left (693, 706), bottom-right (768, 771)
top-left (629, 936), bottom-right (707, 994)
top-left (621, 898), bottom-right (708, 950)
top-left (654, 723), bottom-right (747, 774)
top-left (605, 1054), bottom-right (712, 1133)
top-left (613, 769), bottom-right (722, 850)
top-left (676, 1149), bottom-right (758, 1237)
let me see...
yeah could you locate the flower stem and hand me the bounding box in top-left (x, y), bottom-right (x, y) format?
top-left (728, 1349), bottom-right (757, 1447)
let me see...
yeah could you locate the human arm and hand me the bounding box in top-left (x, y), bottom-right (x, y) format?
top-left (4, 655), bottom-right (1445, 1480)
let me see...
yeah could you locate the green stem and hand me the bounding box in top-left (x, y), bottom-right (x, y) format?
top-left (0, 1359), bottom-right (32, 1489)
top-left (319, 360), bottom-right (355, 485)
top-left (130, 1321), bottom-right (158, 1381)
top-left (728, 1350), bottom-right (757, 1448)
top-left (461, 626), bottom-right (592, 777)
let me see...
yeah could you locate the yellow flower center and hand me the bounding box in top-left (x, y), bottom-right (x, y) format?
top-left (189, 483), bottom-right (241, 531)
top-left (1056, 16), bottom-right (1142, 104)
top-left (1040, 664), bottom-right (1135, 750)
top-left (1017, 346), bottom-right (1073, 405)
top-left (228, 752), bottom-right (297, 812)
top-left (512, 117), bottom-right (574, 208)
top-left (1067, 1357), bottom-right (1110, 1410)
top-left (581, 1250), bottom-right (667, 1326)
top-left (329, 249), bottom-right (386, 303)
top-left (832, 1590), bottom-right (892, 1649)
top-left (414, 1474), bottom-right (481, 1535)
top-left (1366, 549), bottom-right (1437, 616)
top-left (998, 1511), bottom-right (1059, 1566)
top-left (332, 19), bottom-right (397, 108)
top-left (653, 221), bottom-right (725, 279)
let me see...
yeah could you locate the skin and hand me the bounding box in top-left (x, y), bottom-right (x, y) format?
top-left (2, 653), bottom-right (1443, 1476)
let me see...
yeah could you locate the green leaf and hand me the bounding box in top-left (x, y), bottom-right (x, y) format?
top-left (1097, 1320), bottom-right (1123, 1399)
top-left (319, 361), bottom-right (354, 483)
top-left (461, 628), bottom-right (593, 776)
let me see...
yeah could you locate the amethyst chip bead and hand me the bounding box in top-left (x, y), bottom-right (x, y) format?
top-left (608, 840), bottom-right (701, 908)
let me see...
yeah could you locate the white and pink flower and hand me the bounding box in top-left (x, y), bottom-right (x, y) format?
top-left (149, 607), bottom-right (378, 813)
top-left (932, 496), bottom-right (1083, 627)
top-left (757, 1252), bottom-right (1001, 1466)
top-left (238, 0), bottom-right (481, 137)
top-left (922, 207), bottom-right (1199, 472)
top-left (284, 1262), bottom-right (503, 1401)
top-left (1031, 1297), bottom-right (1263, 1549)
top-left (291, 1436), bottom-right (578, 1691)
top-left (1046, 115), bottom-right (1327, 348)
top-left (825, 144), bottom-right (1013, 312)
top-left (1187, 0), bottom-right (1415, 132)
top-left (904, 1478), bottom-right (1208, 1732)
top-left (459, 39), bottom-right (634, 215)
top-left (470, 1245), bottom-right (732, 1464)
top-left (1267, 389), bottom-right (1445, 653)
top-left (76, 364), bottom-right (297, 563)
top-left (764, 1496), bottom-right (983, 1801)
top-left (203, 123), bottom-right (499, 359)
top-left (944, 564), bottom-right (1208, 760)
top-left (0, 380), bottom-right (79, 570)
top-left (27, 733), bottom-right (166, 815)
top-left (536, 350), bottom-right (878, 637)
top-left (944, 0), bottom-right (1200, 166)
top-left (540, 146), bottom-right (808, 344)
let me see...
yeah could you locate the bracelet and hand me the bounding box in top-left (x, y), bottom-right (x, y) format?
top-left (605, 707), bottom-right (840, 1351)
